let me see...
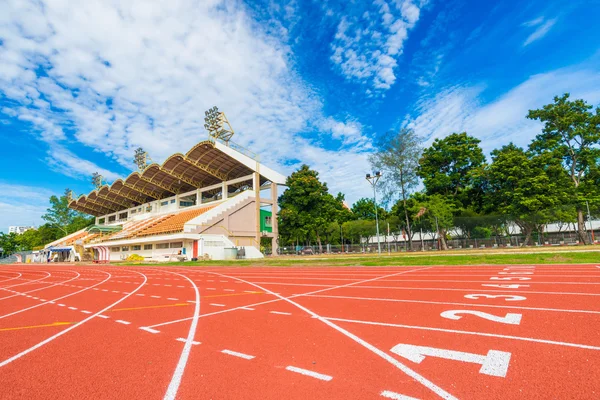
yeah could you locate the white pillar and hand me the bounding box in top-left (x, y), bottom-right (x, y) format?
top-left (222, 181), bottom-right (228, 200)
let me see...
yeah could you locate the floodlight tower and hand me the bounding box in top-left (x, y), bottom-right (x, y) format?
top-left (134, 147), bottom-right (153, 172)
top-left (204, 106), bottom-right (235, 144)
top-left (92, 172), bottom-right (104, 189)
top-left (366, 171), bottom-right (382, 255)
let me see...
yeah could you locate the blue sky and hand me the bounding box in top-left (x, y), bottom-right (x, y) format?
top-left (1, 0), bottom-right (599, 232)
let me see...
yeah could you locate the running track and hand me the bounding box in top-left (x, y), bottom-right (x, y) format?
top-left (0, 263), bottom-right (599, 399)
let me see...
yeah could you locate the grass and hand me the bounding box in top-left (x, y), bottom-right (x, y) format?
top-left (118, 247), bottom-right (600, 267)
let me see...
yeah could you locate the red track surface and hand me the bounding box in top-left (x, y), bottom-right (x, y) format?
top-left (0, 263), bottom-right (599, 399)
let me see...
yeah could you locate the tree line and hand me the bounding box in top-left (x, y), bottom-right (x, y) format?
top-left (0, 189), bottom-right (94, 256)
top-left (278, 94), bottom-right (600, 249)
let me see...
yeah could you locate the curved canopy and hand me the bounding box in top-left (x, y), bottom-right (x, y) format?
top-left (69, 139), bottom-right (285, 217)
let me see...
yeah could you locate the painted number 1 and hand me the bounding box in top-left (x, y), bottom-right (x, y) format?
top-left (391, 343), bottom-right (512, 377)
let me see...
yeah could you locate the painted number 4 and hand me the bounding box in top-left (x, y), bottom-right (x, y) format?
top-left (391, 344), bottom-right (511, 377)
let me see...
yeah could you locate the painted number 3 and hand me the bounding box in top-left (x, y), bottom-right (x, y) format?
top-left (441, 310), bottom-right (522, 325)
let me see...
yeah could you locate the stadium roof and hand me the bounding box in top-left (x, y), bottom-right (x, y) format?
top-left (69, 139), bottom-right (286, 217)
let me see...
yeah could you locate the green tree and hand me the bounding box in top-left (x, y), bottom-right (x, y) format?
top-left (351, 198), bottom-right (387, 220)
top-left (278, 165), bottom-right (346, 251)
top-left (369, 128), bottom-right (423, 250)
top-left (0, 232), bottom-right (19, 255)
top-left (413, 194), bottom-right (456, 250)
top-left (486, 143), bottom-right (571, 246)
top-left (417, 132), bottom-right (485, 209)
top-left (42, 189), bottom-right (80, 236)
top-left (527, 93), bottom-right (600, 244)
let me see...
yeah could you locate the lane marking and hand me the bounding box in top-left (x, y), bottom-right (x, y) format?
top-left (324, 316), bottom-right (600, 351)
top-left (167, 298), bottom-right (179, 300)
top-left (381, 391), bottom-right (419, 400)
top-left (111, 303), bottom-right (190, 312)
top-left (68, 307), bottom-right (77, 310)
top-left (241, 307), bottom-right (255, 311)
top-left (81, 310), bottom-right (92, 314)
top-left (151, 295), bottom-right (161, 298)
top-left (210, 303), bottom-right (225, 307)
top-left (0, 270), bottom-right (147, 368)
top-left (206, 288), bottom-right (216, 290)
top-left (221, 349), bottom-right (255, 360)
top-left (270, 311), bottom-right (292, 315)
top-left (302, 294), bottom-right (600, 314)
top-left (0, 321), bottom-right (74, 332)
top-left (205, 292), bottom-right (262, 298)
top-left (176, 338), bottom-right (200, 345)
top-left (206, 269), bottom-right (459, 400)
top-left (140, 327), bottom-right (160, 334)
top-left (285, 366), bottom-right (332, 381)
top-left (115, 320), bottom-right (131, 325)
top-left (58, 304), bottom-right (65, 307)
top-left (224, 289), bottom-right (235, 292)
top-left (163, 269), bottom-right (201, 400)
top-left (96, 315), bottom-right (110, 319)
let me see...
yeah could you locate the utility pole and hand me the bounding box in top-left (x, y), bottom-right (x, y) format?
top-left (366, 172), bottom-right (382, 255)
top-left (586, 201), bottom-right (595, 243)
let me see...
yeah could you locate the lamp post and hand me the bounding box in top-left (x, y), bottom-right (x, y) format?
top-left (366, 171), bottom-right (382, 255)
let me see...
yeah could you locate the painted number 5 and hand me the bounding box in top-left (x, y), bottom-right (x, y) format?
top-left (441, 310), bottom-right (522, 325)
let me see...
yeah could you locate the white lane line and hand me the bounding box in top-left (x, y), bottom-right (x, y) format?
top-left (140, 327), bottom-right (160, 334)
top-left (97, 315), bottom-right (110, 319)
top-left (163, 269), bottom-right (201, 400)
top-left (151, 295), bottom-right (161, 298)
top-left (48, 301), bottom-right (55, 304)
top-left (0, 270), bottom-right (147, 368)
top-left (58, 304), bottom-right (65, 307)
top-left (221, 349), bottom-right (255, 360)
top-left (207, 269), bottom-right (458, 400)
top-left (304, 294), bottom-right (600, 314)
top-left (324, 316), bottom-right (600, 351)
top-left (177, 286), bottom-right (184, 288)
top-left (167, 298), bottom-right (179, 301)
top-left (68, 307), bottom-right (77, 310)
top-left (176, 338), bottom-right (200, 345)
top-left (115, 320), bottom-right (131, 325)
top-left (240, 307), bottom-right (255, 311)
top-left (270, 311), bottom-right (292, 315)
top-left (285, 366), bottom-right (332, 381)
top-left (210, 303), bottom-right (225, 307)
top-left (81, 310), bottom-right (92, 314)
top-left (243, 290), bottom-right (256, 293)
top-left (137, 294), bottom-right (145, 296)
top-left (206, 288), bottom-right (216, 290)
top-left (224, 289), bottom-right (234, 292)
top-left (381, 390), bottom-right (419, 400)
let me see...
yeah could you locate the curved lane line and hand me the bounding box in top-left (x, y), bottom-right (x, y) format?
top-left (148, 267), bottom-right (430, 329)
top-left (0, 270), bottom-right (82, 301)
top-left (0, 269), bottom-right (148, 368)
top-left (0, 272), bottom-right (22, 285)
top-left (0, 271), bottom-right (52, 294)
top-left (0, 269), bottom-right (108, 319)
top-left (160, 269), bottom-right (201, 400)
top-left (207, 270), bottom-right (457, 400)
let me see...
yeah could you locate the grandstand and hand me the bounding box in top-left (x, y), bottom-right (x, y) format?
top-left (44, 109), bottom-right (285, 262)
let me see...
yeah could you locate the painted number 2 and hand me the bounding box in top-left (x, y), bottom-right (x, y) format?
top-left (441, 310), bottom-right (522, 325)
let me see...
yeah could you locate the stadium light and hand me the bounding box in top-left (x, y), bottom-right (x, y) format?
top-left (92, 172), bottom-right (104, 189)
top-left (203, 106), bottom-right (235, 144)
top-left (365, 171), bottom-right (382, 255)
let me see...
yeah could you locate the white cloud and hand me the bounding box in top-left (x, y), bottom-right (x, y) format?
top-left (0, 0), bottom-right (371, 203)
top-left (523, 17), bottom-right (557, 46)
top-left (330, 0), bottom-right (423, 90)
top-left (0, 182), bottom-right (55, 232)
top-left (403, 64), bottom-right (600, 154)
top-left (319, 117), bottom-right (369, 146)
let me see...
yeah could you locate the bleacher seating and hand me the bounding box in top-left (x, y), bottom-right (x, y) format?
top-left (136, 205), bottom-right (215, 237)
top-left (105, 215), bottom-right (170, 241)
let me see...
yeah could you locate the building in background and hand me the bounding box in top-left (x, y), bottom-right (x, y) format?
top-left (8, 226), bottom-right (35, 235)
